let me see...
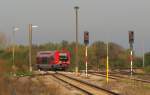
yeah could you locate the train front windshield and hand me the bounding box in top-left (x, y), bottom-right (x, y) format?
top-left (59, 53), bottom-right (68, 61)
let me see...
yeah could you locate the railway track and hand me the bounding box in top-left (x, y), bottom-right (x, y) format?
top-left (30, 71), bottom-right (120, 95)
top-left (89, 71), bottom-right (150, 84)
top-left (53, 72), bottom-right (120, 95)
top-left (51, 73), bottom-right (93, 95)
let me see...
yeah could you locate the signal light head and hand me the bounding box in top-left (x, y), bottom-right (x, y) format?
top-left (128, 31), bottom-right (134, 43)
top-left (84, 31), bottom-right (89, 45)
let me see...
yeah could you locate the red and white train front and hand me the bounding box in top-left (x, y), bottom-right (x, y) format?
top-left (36, 50), bottom-right (70, 70)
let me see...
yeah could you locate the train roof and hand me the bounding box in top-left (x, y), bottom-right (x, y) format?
top-left (36, 51), bottom-right (58, 57)
top-left (36, 50), bottom-right (70, 58)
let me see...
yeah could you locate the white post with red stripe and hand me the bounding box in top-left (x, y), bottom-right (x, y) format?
top-left (130, 50), bottom-right (133, 77)
top-left (85, 45), bottom-right (88, 77)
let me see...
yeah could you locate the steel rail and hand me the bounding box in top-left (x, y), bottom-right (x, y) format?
top-left (52, 74), bottom-right (93, 95)
top-left (56, 72), bottom-right (120, 95)
top-left (89, 71), bottom-right (150, 84)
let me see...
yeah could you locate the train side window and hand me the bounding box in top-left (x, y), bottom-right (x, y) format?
top-left (42, 57), bottom-right (49, 64)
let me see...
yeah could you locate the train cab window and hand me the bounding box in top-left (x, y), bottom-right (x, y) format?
top-left (59, 53), bottom-right (68, 61)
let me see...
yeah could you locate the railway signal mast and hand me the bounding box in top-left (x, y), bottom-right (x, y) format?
top-left (74, 6), bottom-right (79, 75)
top-left (128, 31), bottom-right (134, 77)
top-left (28, 24), bottom-right (38, 72)
top-left (84, 31), bottom-right (89, 77)
top-left (12, 26), bottom-right (19, 75)
top-left (142, 41), bottom-right (145, 68)
top-left (106, 42), bottom-right (109, 83)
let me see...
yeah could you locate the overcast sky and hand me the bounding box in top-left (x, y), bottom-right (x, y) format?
top-left (0, 0), bottom-right (150, 55)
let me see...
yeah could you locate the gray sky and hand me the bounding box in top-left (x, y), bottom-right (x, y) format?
top-left (0, 0), bottom-right (150, 55)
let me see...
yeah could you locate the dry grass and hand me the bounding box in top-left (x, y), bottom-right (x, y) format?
top-left (0, 77), bottom-right (12, 95)
top-left (0, 59), bottom-right (71, 95)
top-left (0, 76), bottom-right (71, 95)
top-left (102, 80), bottom-right (150, 95)
top-left (0, 59), bottom-right (7, 73)
top-left (36, 76), bottom-right (71, 95)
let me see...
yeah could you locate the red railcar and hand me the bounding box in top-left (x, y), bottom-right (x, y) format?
top-left (35, 50), bottom-right (70, 70)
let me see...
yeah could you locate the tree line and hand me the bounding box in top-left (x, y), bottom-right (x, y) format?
top-left (0, 33), bottom-right (150, 73)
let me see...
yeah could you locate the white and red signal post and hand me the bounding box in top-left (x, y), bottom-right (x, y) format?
top-left (84, 31), bottom-right (89, 77)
